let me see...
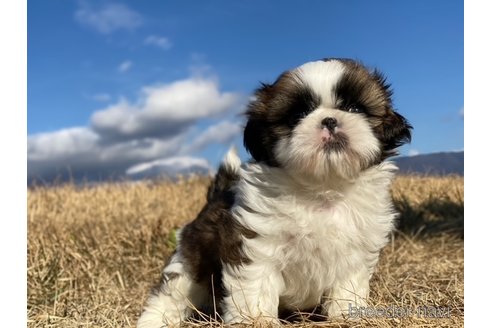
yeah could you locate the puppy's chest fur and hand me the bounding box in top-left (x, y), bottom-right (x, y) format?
top-left (233, 162), bottom-right (397, 309)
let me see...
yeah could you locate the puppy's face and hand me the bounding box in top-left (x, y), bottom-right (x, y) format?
top-left (244, 58), bottom-right (412, 180)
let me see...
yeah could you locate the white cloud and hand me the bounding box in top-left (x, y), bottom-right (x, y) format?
top-left (144, 35), bottom-right (172, 50)
top-left (118, 60), bottom-right (133, 73)
top-left (28, 75), bottom-right (244, 182)
top-left (459, 106), bottom-right (464, 119)
top-left (408, 149), bottom-right (420, 157)
top-left (184, 121), bottom-right (242, 153)
top-left (28, 127), bottom-right (99, 161)
top-left (90, 77), bottom-right (241, 141)
top-left (28, 129), bottom-right (185, 181)
top-left (142, 79), bottom-right (238, 119)
top-left (75, 2), bottom-right (143, 34)
top-left (126, 156), bottom-right (212, 176)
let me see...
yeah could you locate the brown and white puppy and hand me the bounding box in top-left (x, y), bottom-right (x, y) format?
top-left (137, 58), bottom-right (412, 327)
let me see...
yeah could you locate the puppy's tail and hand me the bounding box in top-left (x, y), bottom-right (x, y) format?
top-left (206, 147), bottom-right (241, 203)
top-left (222, 146), bottom-right (241, 174)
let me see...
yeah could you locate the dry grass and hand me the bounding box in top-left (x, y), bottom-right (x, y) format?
top-left (27, 175), bottom-right (464, 327)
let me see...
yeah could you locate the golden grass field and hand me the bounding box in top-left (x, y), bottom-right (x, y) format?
top-left (27, 175), bottom-right (464, 328)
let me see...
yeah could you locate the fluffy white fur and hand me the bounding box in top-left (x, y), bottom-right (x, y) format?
top-left (295, 60), bottom-right (345, 101)
top-left (138, 151), bottom-right (397, 327)
top-left (222, 155), bottom-right (397, 323)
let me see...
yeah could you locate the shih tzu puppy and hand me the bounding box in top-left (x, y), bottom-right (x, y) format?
top-left (137, 58), bottom-right (412, 327)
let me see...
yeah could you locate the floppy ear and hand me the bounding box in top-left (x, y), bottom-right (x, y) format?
top-left (243, 83), bottom-right (279, 165)
top-left (381, 111), bottom-right (413, 156)
top-left (243, 117), bottom-right (269, 162)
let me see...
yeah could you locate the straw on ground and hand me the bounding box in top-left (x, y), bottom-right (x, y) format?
top-left (27, 175), bottom-right (464, 327)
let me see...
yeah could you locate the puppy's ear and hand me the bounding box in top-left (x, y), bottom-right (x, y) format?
top-left (243, 117), bottom-right (268, 162)
top-left (381, 111), bottom-right (413, 156)
top-left (243, 83), bottom-right (278, 165)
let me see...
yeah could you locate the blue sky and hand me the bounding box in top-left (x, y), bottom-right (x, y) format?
top-left (27, 0), bottom-right (463, 181)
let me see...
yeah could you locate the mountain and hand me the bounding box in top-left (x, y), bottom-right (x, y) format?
top-left (28, 156), bottom-right (213, 186)
top-left (28, 151), bottom-right (464, 186)
top-left (394, 151), bottom-right (464, 176)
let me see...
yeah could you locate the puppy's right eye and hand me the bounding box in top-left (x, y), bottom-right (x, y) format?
top-left (298, 110), bottom-right (309, 119)
top-left (291, 108), bottom-right (310, 121)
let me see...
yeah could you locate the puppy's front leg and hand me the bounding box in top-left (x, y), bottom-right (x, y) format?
top-left (321, 268), bottom-right (370, 319)
top-left (221, 262), bottom-right (283, 324)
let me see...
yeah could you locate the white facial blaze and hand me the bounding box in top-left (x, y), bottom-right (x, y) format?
top-left (295, 60), bottom-right (346, 108)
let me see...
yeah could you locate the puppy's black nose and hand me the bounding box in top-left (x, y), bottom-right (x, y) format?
top-left (321, 117), bottom-right (337, 131)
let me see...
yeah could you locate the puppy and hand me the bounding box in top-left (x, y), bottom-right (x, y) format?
top-left (137, 58), bottom-right (412, 327)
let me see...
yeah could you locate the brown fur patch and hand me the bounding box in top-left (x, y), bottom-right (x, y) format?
top-left (178, 163), bottom-right (257, 305)
top-left (244, 72), bottom-right (321, 165)
top-left (332, 58), bottom-right (412, 159)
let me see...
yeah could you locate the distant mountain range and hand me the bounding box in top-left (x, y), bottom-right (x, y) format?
top-left (394, 151), bottom-right (464, 176)
top-left (28, 151), bottom-right (464, 186)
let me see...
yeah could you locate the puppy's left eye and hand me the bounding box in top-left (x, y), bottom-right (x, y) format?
top-left (348, 107), bottom-right (363, 113)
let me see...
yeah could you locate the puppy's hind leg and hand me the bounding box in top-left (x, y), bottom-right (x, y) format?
top-left (137, 253), bottom-right (205, 328)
